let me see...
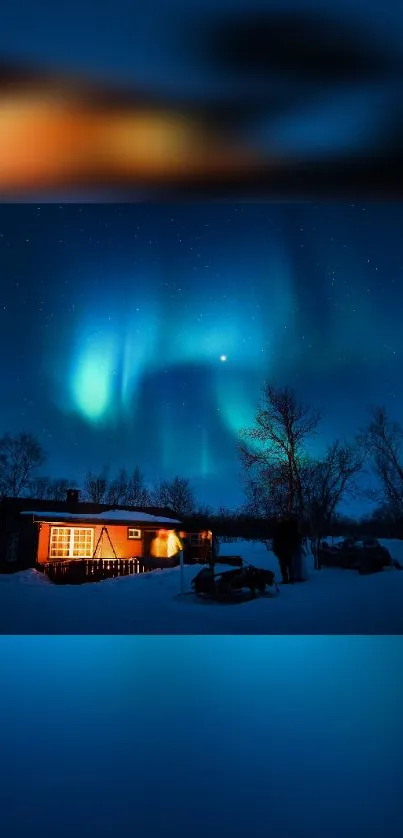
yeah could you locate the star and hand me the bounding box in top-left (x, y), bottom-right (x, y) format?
top-left (220, 355), bottom-right (227, 362)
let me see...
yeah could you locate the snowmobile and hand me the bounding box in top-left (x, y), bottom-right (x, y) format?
top-left (191, 560), bottom-right (278, 603)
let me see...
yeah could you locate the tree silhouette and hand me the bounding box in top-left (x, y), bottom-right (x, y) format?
top-left (0, 432), bottom-right (45, 497)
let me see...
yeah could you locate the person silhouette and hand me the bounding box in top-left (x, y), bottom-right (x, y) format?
top-left (272, 516), bottom-right (302, 583)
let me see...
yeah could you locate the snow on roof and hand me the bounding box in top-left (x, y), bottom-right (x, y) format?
top-left (20, 509), bottom-right (182, 525)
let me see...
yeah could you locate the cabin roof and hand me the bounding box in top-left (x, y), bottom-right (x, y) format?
top-left (19, 509), bottom-right (182, 526)
top-left (1, 496), bottom-right (180, 520)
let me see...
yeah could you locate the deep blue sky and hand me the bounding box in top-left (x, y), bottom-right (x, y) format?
top-left (1, 1), bottom-right (401, 94)
top-left (0, 202), bottom-right (401, 509)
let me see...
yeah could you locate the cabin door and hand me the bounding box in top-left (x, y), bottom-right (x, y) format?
top-left (142, 530), bottom-right (157, 559)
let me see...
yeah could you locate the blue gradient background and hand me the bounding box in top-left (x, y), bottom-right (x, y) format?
top-left (1, 636), bottom-right (402, 837)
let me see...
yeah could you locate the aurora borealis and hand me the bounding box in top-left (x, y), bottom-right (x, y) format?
top-left (0, 202), bottom-right (402, 508)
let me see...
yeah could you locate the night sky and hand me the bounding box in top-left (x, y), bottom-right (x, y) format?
top-left (0, 202), bottom-right (401, 510)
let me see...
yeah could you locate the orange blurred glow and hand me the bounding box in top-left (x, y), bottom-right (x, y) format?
top-left (0, 83), bottom-right (267, 194)
top-left (0, 93), bottom-right (97, 189)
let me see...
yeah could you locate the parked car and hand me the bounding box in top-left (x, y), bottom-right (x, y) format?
top-left (358, 538), bottom-right (393, 574)
top-left (318, 537), bottom-right (392, 574)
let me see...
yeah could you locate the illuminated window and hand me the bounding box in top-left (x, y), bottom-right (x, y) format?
top-left (49, 527), bottom-right (94, 559)
top-left (128, 528), bottom-right (142, 540)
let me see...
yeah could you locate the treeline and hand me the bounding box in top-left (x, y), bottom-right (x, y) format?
top-left (1, 380), bottom-right (403, 539)
top-left (183, 510), bottom-right (403, 541)
top-left (0, 435), bottom-right (197, 517)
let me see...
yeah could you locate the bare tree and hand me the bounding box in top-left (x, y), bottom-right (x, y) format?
top-left (216, 505), bottom-right (240, 519)
top-left (127, 466), bottom-right (152, 507)
top-left (361, 406), bottom-right (403, 519)
top-left (0, 432), bottom-right (46, 497)
top-left (152, 476), bottom-right (196, 516)
top-left (240, 380), bottom-right (321, 516)
top-left (243, 463), bottom-right (291, 518)
top-left (27, 476), bottom-right (76, 500)
top-left (303, 439), bottom-right (366, 563)
top-left (84, 465), bottom-right (151, 507)
top-left (52, 478), bottom-right (77, 501)
top-left (107, 468), bottom-right (131, 505)
top-left (195, 503), bottom-right (215, 517)
top-left (83, 469), bottom-right (110, 503)
top-left (107, 466), bottom-right (151, 506)
top-left (242, 477), bottom-right (264, 517)
top-left (26, 476), bottom-right (52, 499)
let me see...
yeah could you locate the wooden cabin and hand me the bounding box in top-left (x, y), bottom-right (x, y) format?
top-left (0, 490), bottom-right (213, 582)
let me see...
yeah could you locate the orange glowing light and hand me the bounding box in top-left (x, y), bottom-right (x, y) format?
top-left (0, 72), bottom-right (270, 194)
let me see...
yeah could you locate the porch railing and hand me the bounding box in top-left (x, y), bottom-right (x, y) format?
top-left (42, 557), bottom-right (149, 584)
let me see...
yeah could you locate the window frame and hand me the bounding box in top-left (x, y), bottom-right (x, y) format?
top-left (49, 526), bottom-right (94, 560)
top-left (127, 527), bottom-right (142, 540)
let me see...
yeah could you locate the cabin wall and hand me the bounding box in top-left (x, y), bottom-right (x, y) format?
top-left (0, 528), bottom-right (8, 566)
top-left (0, 518), bottom-right (37, 571)
top-left (0, 513), bottom-right (209, 571)
top-left (36, 523), bottom-right (145, 564)
top-left (19, 519), bottom-right (39, 569)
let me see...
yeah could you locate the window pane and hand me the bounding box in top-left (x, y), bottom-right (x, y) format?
top-left (50, 527), bottom-right (70, 558)
top-left (72, 528), bottom-right (93, 558)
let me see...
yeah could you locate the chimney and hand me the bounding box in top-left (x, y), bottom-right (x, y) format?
top-left (66, 489), bottom-right (80, 510)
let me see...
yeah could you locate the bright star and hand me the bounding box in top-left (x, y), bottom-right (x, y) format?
top-left (220, 355), bottom-right (227, 362)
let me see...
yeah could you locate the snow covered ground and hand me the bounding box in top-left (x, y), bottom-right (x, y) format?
top-left (1, 539), bottom-right (403, 634)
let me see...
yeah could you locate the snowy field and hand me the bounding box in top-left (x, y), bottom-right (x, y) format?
top-left (1, 539), bottom-right (403, 634)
